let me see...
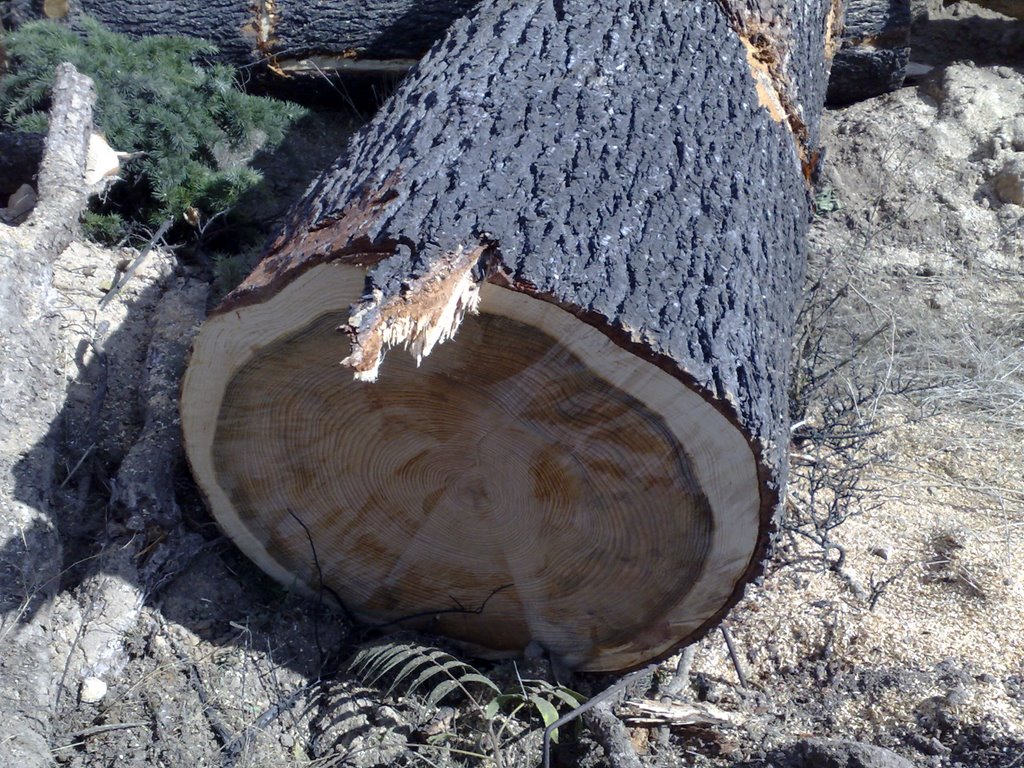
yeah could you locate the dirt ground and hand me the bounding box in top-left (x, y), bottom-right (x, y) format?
top-left (679, 3), bottom-right (1024, 766)
top-left (2, 2), bottom-right (1023, 767)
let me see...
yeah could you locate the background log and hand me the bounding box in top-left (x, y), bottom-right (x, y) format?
top-left (0, 132), bottom-right (45, 198)
top-left (5, 0), bottom-right (899, 105)
top-left (827, 0), bottom-right (912, 105)
top-left (5, 0), bottom-right (475, 73)
top-left (182, 0), bottom-right (833, 672)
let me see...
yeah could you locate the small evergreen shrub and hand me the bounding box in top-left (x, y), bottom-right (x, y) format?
top-left (0, 17), bottom-right (305, 242)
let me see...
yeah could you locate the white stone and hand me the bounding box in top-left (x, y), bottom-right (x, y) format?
top-left (80, 676), bottom-right (107, 704)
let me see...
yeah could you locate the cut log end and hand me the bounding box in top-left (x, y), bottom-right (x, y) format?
top-left (182, 261), bottom-right (766, 672)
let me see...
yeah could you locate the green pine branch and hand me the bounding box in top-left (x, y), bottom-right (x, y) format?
top-left (0, 16), bottom-right (306, 241)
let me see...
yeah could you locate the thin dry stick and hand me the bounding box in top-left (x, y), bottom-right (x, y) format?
top-left (58, 443), bottom-right (95, 489)
top-left (187, 660), bottom-right (241, 767)
top-left (50, 722), bottom-right (148, 754)
top-left (720, 626), bottom-right (747, 689)
top-left (542, 663), bottom-right (656, 768)
top-left (98, 218), bottom-right (172, 308)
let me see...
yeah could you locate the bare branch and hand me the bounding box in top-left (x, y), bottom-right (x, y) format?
top-left (21, 63), bottom-right (96, 258)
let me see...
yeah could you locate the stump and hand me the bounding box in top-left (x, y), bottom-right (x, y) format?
top-left (182, 0), bottom-right (831, 672)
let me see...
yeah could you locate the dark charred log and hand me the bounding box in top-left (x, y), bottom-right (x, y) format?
top-left (52, 0), bottom-right (475, 73)
top-left (828, 0), bottom-right (912, 105)
top-left (10, 0), bottom-right (898, 108)
top-left (0, 132), bottom-right (44, 198)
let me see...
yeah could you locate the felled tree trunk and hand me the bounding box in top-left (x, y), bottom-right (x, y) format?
top-left (182, 0), bottom-right (832, 673)
top-left (15, 0), bottom-right (893, 104)
top-left (25, 0), bottom-right (472, 74)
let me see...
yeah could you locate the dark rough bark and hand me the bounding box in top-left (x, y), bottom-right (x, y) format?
top-left (0, 63), bottom-right (95, 768)
top-left (270, 0), bottom-right (477, 61)
top-left (828, 0), bottom-right (912, 105)
top-left (710, 0), bottom-right (838, 177)
top-left (197, 0), bottom-right (829, 667)
top-left (16, 0), bottom-right (837, 111)
top-left (0, 132), bottom-right (45, 197)
top-left (233, 0), bottom-right (816, 488)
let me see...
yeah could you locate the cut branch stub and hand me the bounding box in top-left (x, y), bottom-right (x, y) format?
top-left (181, 0), bottom-right (828, 672)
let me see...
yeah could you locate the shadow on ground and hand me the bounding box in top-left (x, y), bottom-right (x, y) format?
top-left (0, 88), bottom-right (372, 768)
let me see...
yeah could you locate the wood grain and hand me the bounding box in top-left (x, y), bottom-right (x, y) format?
top-left (184, 263), bottom-right (761, 670)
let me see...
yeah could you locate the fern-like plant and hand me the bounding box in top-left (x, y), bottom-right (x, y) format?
top-left (351, 640), bottom-right (502, 710)
top-left (0, 16), bottom-right (305, 242)
top-left (350, 640), bottom-right (586, 767)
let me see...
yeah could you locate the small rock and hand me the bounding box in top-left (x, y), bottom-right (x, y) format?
top-left (909, 733), bottom-right (950, 757)
top-left (838, 566), bottom-right (868, 599)
top-left (926, 290), bottom-right (953, 312)
top-left (1, 183), bottom-right (37, 222)
top-left (80, 676), bottom-right (107, 704)
top-left (280, 733), bottom-right (295, 748)
top-left (992, 157), bottom-right (1024, 205)
top-left (945, 684), bottom-right (969, 707)
top-left (795, 738), bottom-right (915, 768)
top-left (869, 543), bottom-right (894, 561)
top-left (1009, 119), bottom-right (1024, 152)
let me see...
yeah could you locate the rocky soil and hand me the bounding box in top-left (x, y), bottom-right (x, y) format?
top-left (0, 2), bottom-right (1021, 767)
